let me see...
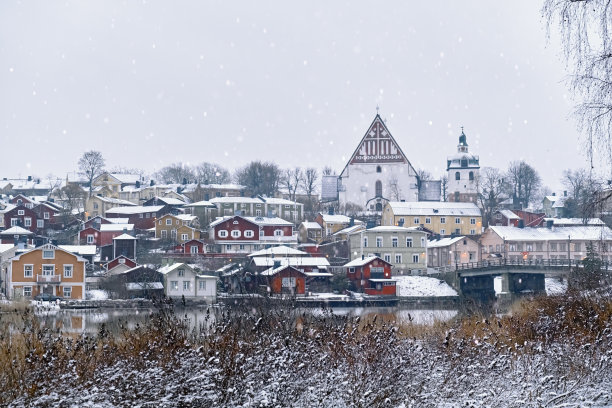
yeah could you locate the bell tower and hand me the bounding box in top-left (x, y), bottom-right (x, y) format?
top-left (446, 127), bottom-right (480, 203)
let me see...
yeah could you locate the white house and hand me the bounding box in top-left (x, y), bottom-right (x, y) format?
top-left (159, 263), bottom-right (217, 303)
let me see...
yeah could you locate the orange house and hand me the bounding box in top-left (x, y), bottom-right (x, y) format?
top-left (260, 265), bottom-right (307, 295)
top-left (8, 244), bottom-right (87, 300)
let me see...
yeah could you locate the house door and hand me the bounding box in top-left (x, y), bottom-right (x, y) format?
top-left (42, 285), bottom-right (54, 295)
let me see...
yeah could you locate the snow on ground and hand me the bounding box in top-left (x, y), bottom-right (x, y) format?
top-left (545, 277), bottom-right (567, 295)
top-left (394, 276), bottom-right (458, 297)
top-left (86, 290), bottom-right (110, 300)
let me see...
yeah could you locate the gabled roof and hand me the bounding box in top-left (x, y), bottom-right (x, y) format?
top-left (427, 236), bottom-right (467, 248)
top-left (93, 196), bottom-right (136, 206)
top-left (334, 224), bottom-right (366, 236)
top-left (300, 221), bottom-right (322, 230)
top-left (113, 233), bottom-right (137, 240)
top-left (248, 245), bottom-right (307, 257)
top-left (184, 200), bottom-right (216, 208)
top-left (488, 225), bottom-right (612, 241)
top-left (340, 114), bottom-right (416, 177)
top-left (386, 201), bottom-right (481, 217)
top-left (99, 223), bottom-right (134, 232)
top-left (260, 265), bottom-right (307, 276)
top-left (11, 243), bottom-right (87, 263)
top-left (0, 226), bottom-right (34, 235)
top-left (209, 215), bottom-right (293, 228)
top-left (251, 257), bottom-right (330, 268)
top-left (364, 225), bottom-right (424, 234)
top-left (58, 245), bottom-right (97, 256)
top-left (344, 255), bottom-right (389, 268)
top-left (106, 205), bottom-right (164, 215)
top-left (318, 213), bottom-right (363, 224)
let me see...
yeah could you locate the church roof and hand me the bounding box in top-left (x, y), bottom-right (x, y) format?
top-left (340, 114), bottom-right (416, 177)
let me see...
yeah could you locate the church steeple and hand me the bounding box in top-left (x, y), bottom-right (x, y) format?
top-left (458, 127), bottom-right (468, 153)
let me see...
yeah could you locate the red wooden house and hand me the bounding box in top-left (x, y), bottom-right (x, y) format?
top-left (79, 223), bottom-right (134, 247)
top-left (9, 194), bottom-right (37, 209)
top-left (259, 265), bottom-right (307, 295)
top-left (3, 205), bottom-right (39, 233)
top-left (209, 215), bottom-right (296, 254)
top-left (344, 256), bottom-right (396, 296)
top-left (32, 201), bottom-right (65, 231)
top-left (104, 255), bottom-right (138, 274)
top-left (176, 239), bottom-right (206, 255)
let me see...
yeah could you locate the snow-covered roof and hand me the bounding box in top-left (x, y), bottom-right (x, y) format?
top-left (427, 236), bottom-right (466, 248)
top-left (387, 201), bottom-right (481, 217)
top-left (248, 245), bottom-right (307, 257)
top-left (176, 214), bottom-right (197, 222)
top-left (498, 209), bottom-right (520, 220)
top-left (344, 256), bottom-right (384, 267)
top-left (300, 221), bottom-right (322, 230)
top-left (95, 197), bottom-right (136, 206)
top-left (489, 225), bottom-right (612, 241)
top-left (149, 196), bottom-right (185, 205)
top-left (106, 205), bottom-right (165, 215)
top-left (58, 245), bottom-right (97, 256)
top-left (113, 233), bottom-right (137, 240)
top-left (109, 173), bottom-right (142, 184)
top-left (99, 223), bottom-right (134, 232)
top-left (0, 226), bottom-right (34, 235)
top-left (184, 200), bottom-right (216, 208)
top-left (0, 243), bottom-right (16, 253)
top-left (210, 196), bottom-right (262, 204)
top-left (365, 226), bottom-right (424, 233)
top-left (252, 257), bottom-right (330, 268)
top-left (108, 217), bottom-right (130, 224)
top-left (545, 218), bottom-right (605, 226)
top-left (125, 282), bottom-right (164, 290)
top-left (334, 224), bottom-right (366, 236)
top-left (210, 215), bottom-right (293, 228)
top-left (0, 204), bottom-right (16, 213)
top-left (260, 265), bottom-right (305, 276)
top-left (319, 213), bottom-right (362, 224)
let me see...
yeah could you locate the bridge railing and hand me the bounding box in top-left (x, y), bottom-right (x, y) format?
top-left (432, 258), bottom-right (610, 273)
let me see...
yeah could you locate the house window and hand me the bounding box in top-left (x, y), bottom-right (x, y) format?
top-left (178, 269), bottom-right (185, 277)
top-left (63, 286), bottom-right (72, 298)
top-left (440, 217), bottom-right (446, 224)
top-left (245, 230), bottom-right (254, 238)
top-left (93, 203), bottom-right (99, 209)
top-left (455, 217), bottom-right (461, 224)
top-left (43, 212), bottom-right (50, 220)
top-left (226, 244), bottom-right (232, 250)
top-left (256, 210), bottom-right (262, 216)
top-left (231, 230), bottom-right (241, 238)
top-left (161, 230), bottom-right (167, 239)
top-left (363, 237), bottom-right (368, 247)
top-left (440, 229), bottom-right (446, 235)
top-left (18, 210), bottom-right (24, 215)
top-left (274, 230), bottom-right (283, 236)
top-left (470, 229), bottom-right (476, 235)
top-left (171, 230), bottom-right (177, 239)
top-left (183, 281), bottom-right (191, 290)
top-left (87, 235), bottom-right (95, 244)
top-left (413, 217), bottom-right (419, 224)
top-left (190, 245), bottom-right (199, 254)
top-left (42, 265), bottom-right (54, 276)
top-left (171, 281), bottom-right (178, 290)
top-left (11, 218), bottom-right (18, 226)
top-left (421, 237), bottom-right (426, 247)
top-left (24, 265), bottom-right (33, 278)
top-left (199, 280), bottom-right (206, 290)
top-left (42, 250), bottom-right (54, 259)
top-left (392, 237), bottom-right (398, 247)
top-left (146, 213), bottom-right (150, 218)
top-left (455, 172), bottom-right (460, 180)
top-left (425, 217), bottom-right (431, 224)
top-left (23, 286), bottom-right (32, 297)
top-left (395, 254), bottom-right (402, 263)
top-left (37, 220), bottom-right (44, 228)
top-left (139, 213), bottom-right (144, 219)
top-left (375, 180), bottom-right (382, 197)
top-left (384, 254), bottom-right (391, 263)
top-left (376, 237), bottom-right (383, 247)
top-left (260, 230), bottom-right (264, 237)
top-left (550, 243), bottom-right (557, 251)
top-left (536, 243), bottom-right (543, 251)
top-left (574, 243), bottom-right (581, 252)
top-left (118, 258), bottom-right (126, 264)
top-left (218, 230), bottom-right (228, 238)
top-left (526, 243), bottom-right (533, 251)
top-left (376, 165), bottom-right (382, 173)
top-left (24, 218), bottom-right (31, 227)
top-left (281, 277), bottom-right (296, 288)
top-left (63, 265), bottom-right (73, 278)
top-left (239, 244), bottom-right (245, 250)
top-left (349, 267), bottom-right (356, 274)
top-left (455, 228), bottom-right (461, 234)
top-left (412, 254), bottom-right (419, 263)
top-left (166, 218), bottom-right (172, 225)
top-left (559, 243), bottom-right (567, 251)
top-left (470, 218), bottom-right (476, 225)
top-left (469, 171), bottom-right (474, 181)
top-left (181, 233), bottom-right (188, 241)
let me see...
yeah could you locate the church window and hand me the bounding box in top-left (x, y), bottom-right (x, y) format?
top-left (375, 180), bottom-right (382, 198)
top-left (455, 172), bottom-right (460, 180)
top-left (376, 165), bottom-right (382, 173)
top-left (461, 159), bottom-right (468, 168)
top-left (469, 171), bottom-right (474, 181)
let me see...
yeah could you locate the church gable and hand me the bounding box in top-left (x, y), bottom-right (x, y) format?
top-left (348, 115), bottom-right (409, 165)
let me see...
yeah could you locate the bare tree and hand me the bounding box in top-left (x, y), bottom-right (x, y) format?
top-left (155, 163), bottom-right (196, 184)
top-left (322, 166), bottom-right (334, 176)
top-left (441, 175), bottom-right (448, 202)
top-left (477, 167), bottom-right (510, 227)
top-left (56, 183), bottom-right (86, 222)
top-left (562, 168), bottom-right (589, 200)
top-left (506, 161), bottom-right (542, 209)
top-left (388, 176), bottom-right (402, 201)
top-left (78, 150), bottom-right (105, 198)
top-left (416, 169), bottom-right (432, 181)
top-left (302, 167), bottom-right (319, 199)
top-left (235, 161), bottom-right (281, 197)
top-left (281, 168), bottom-right (303, 201)
top-left (543, 1), bottom-right (612, 168)
top-left (195, 162), bottom-right (231, 185)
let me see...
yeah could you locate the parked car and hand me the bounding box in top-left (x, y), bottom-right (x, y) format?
top-left (34, 293), bottom-right (63, 302)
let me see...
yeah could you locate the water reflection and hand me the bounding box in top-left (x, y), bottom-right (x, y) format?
top-left (34, 306), bottom-right (458, 335)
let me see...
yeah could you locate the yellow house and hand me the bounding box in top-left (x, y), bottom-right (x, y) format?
top-left (8, 244), bottom-right (86, 299)
top-left (382, 201), bottom-right (482, 236)
top-left (155, 214), bottom-right (200, 243)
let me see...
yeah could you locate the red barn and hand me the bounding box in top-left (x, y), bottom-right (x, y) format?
top-left (344, 256), bottom-right (396, 296)
top-left (259, 265), bottom-right (307, 295)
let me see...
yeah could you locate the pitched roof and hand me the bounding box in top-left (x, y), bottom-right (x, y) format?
top-left (319, 213), bottom-right (363, 224)
top-left (0, 226), bottom-right (34, 235)
top-left (58, 245), bottom-right (97, 256)
top-left (427, 236), bottom-right (466, 248)
top-left (344, 256), bottom-right (385, 267)
top-left (209, 215), bottom-right (293, 228)
top-left (113, 233), bottom-right (137, 240)
top-left (300, 221), bottom-right (322, 230)
top-left (94, 196), bottom-right (136, 206)
top-left (251, 257), bottom-right (330, 268)
top-left (106, 205), bottom-right (164, 215)
top-left (488, 225), bottom-right (612, 241)
top-left (386, 201), bottom-right (481, 217)
top-left (498, 209), bottom-right (520, 220)
top-left (248, 246), bottom-right (307, 257)
top-left (99, 223), bottom-right (134, 232)
top-left (260, 265), bottom-right (307, 276)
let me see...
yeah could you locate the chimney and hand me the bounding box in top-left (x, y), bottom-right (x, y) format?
top-left (518, 219), bottom-right (524, 229)
top-left (349, 217), bottom-right (354, 227)
top-left (135, 180), bottom-right (140, 188)
top-left (564, 191), bottom-right (567, 197)
top-left (552, 192), bottom-right (556, 196)
top-left (182, 178), bottom-right (187, 185)
top-left (273, 260), bottom-right (281, 268)
top-left (27, 175), bottom-right (32, 181)
top-left (150, 180), bottom-right (155, 186)
top-left (546, 219), bottom-right (553, 229)
top-left (361, 254), bottom-right (365, 260)
top-left (328, 206), bottom-right (334, 215)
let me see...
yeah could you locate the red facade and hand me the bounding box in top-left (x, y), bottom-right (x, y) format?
top-left (79, 227), bottom-right (126, 247)
top-left (180, 239), bottom-right (205, 254)
top-left (3, 206), bottom-right (38, 233)
top-left (263, 266), bottom-right (307, 295)
top-left (105, 256), bottom-right (137, 271)
top-left (106, 211), bottom-right (166, 230)
top-left (346, 257), bottom-right (396, 296)
top-left (213, 216), bottom-right (293, 241)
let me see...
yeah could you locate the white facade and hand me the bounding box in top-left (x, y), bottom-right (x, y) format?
top-left (338, 115), bottom-right (419, 211)
top-left (160, 263), bottom-right (217, 303)
top-left (447, 128), bottom-right (480, 203)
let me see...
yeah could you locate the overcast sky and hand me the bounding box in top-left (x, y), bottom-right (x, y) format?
top-left (0, 1), bottom-right (593, 191)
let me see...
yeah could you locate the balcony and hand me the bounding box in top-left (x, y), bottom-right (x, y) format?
top-left (36, 275), bottom-right (61, 284)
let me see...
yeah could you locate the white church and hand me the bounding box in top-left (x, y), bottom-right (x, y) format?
top-left (322, 113), bottom-right (480, 211)
top-left (336, 114), bottom-right (420, 211)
